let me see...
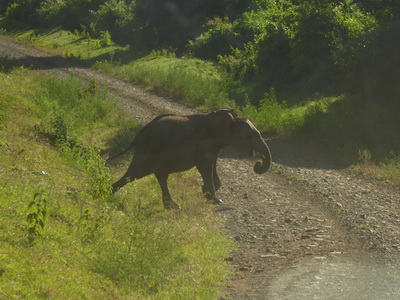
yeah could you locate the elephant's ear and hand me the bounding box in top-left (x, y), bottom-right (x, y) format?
top-left (205, 109), bottom-right (236, 146)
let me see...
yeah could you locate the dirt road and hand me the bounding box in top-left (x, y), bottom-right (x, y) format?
top-left (1, 36), bottom-right (400, 299)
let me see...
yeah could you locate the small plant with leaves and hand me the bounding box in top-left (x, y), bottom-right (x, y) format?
top-left (100, 31), bottom-right (112, 47)
top-left (358, 148), bottom-right (372, 164)
top-left (72, 143), bottom-right (113, 199)
top-left (27, 190), bottom-right (48, 245)
top-left (52, 115), bottom-right (68, 143)
top-left (77, 205), bottom-right (109, 243)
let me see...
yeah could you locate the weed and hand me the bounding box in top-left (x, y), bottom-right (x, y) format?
top-left (90, 207), bottom-right (191, 294)
top-left (0, 113), bottom-right (5, 130)
top-left (358, 224), bottom-right (371, 230)
top-left (57, 141), bottom-right (113, 199)
top-left (0, 253), bottom-right (7, 277)
top-left (87, 79), bottom-right (97, 95)
top-left (72, 144), bottom-right (113, 198)
top-left (52, 115), bottom-right (68, 143)
top-left (27, 190), bottom-right (48, 245)
top-left (78, 205), bottom-right (109, 243)
top-left (358, 148), bottom-right (372, 164)
top-left (99, 30), bottom-right (112, 47)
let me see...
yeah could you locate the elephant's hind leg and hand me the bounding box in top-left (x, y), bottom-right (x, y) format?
top-left (111, 162), bottom-right (146, 193)
top-left (155, 173), bottom-right (180, 209)
top-left (112, 174), bottom-right (132, 193)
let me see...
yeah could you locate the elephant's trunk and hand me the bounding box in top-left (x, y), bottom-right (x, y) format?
top-left (253, 141), bottom-right (272, 174)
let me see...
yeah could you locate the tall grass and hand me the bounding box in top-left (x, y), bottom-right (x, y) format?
top-left (0, 66), bottom-right (232, 299)
top-left (95, 50), bottom-right (234, 109)
top-left (239, 89), bottom-right (343, 136)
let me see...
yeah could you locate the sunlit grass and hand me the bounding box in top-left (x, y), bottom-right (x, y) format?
top-left (95, 50), bottom-right (234, 110)
top-left (353, 154), bottom-right (400, 185)
top-left (0, 67), bottom-right (233, 299)
top-left (239, 89), bottom-right (343, 136)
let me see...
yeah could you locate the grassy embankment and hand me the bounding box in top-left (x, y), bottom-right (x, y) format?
top-left (2, 19), bottom-right (399, 183)
top-left (0, 62), bottom-right (232, 298)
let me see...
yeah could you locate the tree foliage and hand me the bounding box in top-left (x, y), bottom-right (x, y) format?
top-left (2, 0), bottom-right (400, 105)
top-left (188, 0), bottom-right (378, 97)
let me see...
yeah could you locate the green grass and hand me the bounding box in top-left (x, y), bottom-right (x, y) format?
top-left (1, 17), bottom-right (126, 63)
top-left (2, 18), bottom-right (400, 183)
top-left (238, 89), bottom-right (344, 137)
top-left (0, 66), bottom-right (233, 299)
top-left (94, 50), bottom-right (234, 110)
top-left (353, 153), bottom-right (400, 185)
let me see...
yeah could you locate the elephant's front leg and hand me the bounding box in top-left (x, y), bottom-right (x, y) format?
top-left (197, 159), bottom-right (223, 205)
top-left (155, 173), bottom-right (180, 209)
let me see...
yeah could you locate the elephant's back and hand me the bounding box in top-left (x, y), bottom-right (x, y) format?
top-left (136, 114), bottom-right (205, 150)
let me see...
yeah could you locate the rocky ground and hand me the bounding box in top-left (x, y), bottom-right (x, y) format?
top-left (1, 36), bottom-right (400, 299)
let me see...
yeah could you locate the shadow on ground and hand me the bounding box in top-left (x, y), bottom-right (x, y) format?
top-left (221, 138), bottom-right (345, 170)
top-left (0, 54), bottom-right (88, 72)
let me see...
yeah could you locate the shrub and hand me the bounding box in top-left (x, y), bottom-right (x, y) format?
top-left (27, 190), bottom-right (48, 245)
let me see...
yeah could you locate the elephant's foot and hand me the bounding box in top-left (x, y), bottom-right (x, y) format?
top-left (165, 201), bottom-right (180, 210)
top-left (163, 197), bottom-right (180, 210)
top-left (211, 197), bottom-right (223, 205)
top-left (203, 190), bottom-right (223, 205)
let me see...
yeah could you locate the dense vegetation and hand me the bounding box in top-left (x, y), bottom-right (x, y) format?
top-left (0, 65), bottom-right (232, 298)
top-left (2, 0), bottom-right (400, 165)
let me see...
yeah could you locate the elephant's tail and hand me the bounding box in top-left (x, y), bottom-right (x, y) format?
top-left (107, 139), bottom-right (137, 160)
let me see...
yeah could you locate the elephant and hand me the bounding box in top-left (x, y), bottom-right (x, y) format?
top-left (110, 109), bottom-right (271, 209)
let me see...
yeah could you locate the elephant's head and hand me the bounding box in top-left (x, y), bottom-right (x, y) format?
top-left (207, 109), bottom-right (272, 174)
top-left (230, 117), bottom-right (272, 174)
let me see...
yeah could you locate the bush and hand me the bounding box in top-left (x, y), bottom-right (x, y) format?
top-left (240, 89), bottom-right (342, 137)
top-left (5, 0), bottom-right (41, 23)
top-left (188, 0), bottom-right (376, 98)
top-left (92, 0), bottom-right (135, 43)
top-left (186, 18), bottom-right (238, 60)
